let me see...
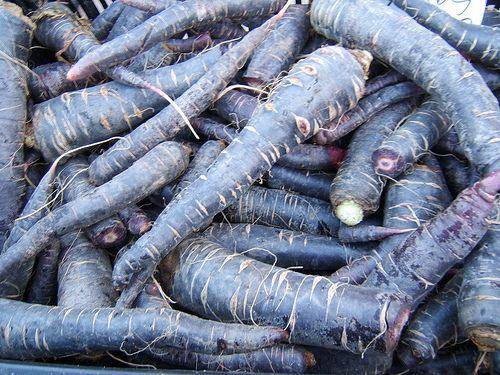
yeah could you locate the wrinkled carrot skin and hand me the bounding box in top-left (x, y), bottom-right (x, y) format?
top-left (88, 16), bottom-right (283, 185)
top-left (330, 101), bottom-right (416, 222)
top-left (57, 157), bottom-right (127, 248)
top-left (364, 171), bottom-right (500, 308)
top-left (243, 5), bottom-right (310, 87)
top-left (225, 186), bottom-right (340, 236)
top-left (25, 241), bottom-right (61, 305)
top-left (143, 345), bottom-right (314, 373)
top-left (0, 2), bottom-right (34, 246)
top-left (31, 47), bottom-right (222, 160)
top-left (0, 298), bottom-right (288, 359)
top-left (214, 90), bottom-right (258, 126)
top-left (204, 223), bottom-right (371, 271)
top-left (58, 231), bottom-right (117, 308)
top-left (28, 62), bottom-right (105, 103)
top-left (266, 166), bottom-right (332, 201)
top-left (397, 273), bottom-right (466, 368)
top-left (314, 82), bottom-right (423, 145)
top-left (373, 99), bottom-right (449, 178)
top-left (162, 237), bottom-right (410, 354)
top-left (311, 0), bottom-right (500, 175)
top-left (0, 142), bottom-right (190, 287)
top-left (91, 1), bottom-right (126, 40)
top-left (112, 46), bottom-right (370, 308)
top-left (393, 0), bottom-right (500, 68)
top-left (363, 70), bottom-right (406, 97)
top-left (459, 230), bottom-right (500, 352)
top-left (330, 156), bottom-right (452, 285)
top-left (68, 0), bottom-right (287, 79)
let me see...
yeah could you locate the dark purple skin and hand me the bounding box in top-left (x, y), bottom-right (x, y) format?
top-left (364, 171), bottom-right (500, 308)
top-left (106, 5), bottom-right (151, 40)
top-left (225, 186), bottom-right (340, 236)
top-left (363, 70), bottom-right (406, 97)
top-left (330, 155), bottom-right (452, 285)
top-left (204, 223), bottom-right (372, 271)
top-left (58, 231), bottom-right (117, 308)
top-left (91, 1), bottom-right (126, 40)
top-left (308, 347), bottom-right (392, 374)
top-left (330, 100), bottom-right (417, 219)
top-left (373, 99), bottom-right (450, 178)
top-left (458, 230), bottom-right (500, 352)
top-left (0, 142), bottom-right (190, 287)
top-left (437, 155), bottom-right (478, 197)
top-left (266, 165), bottom-right (332, 201)
top-left (57, 156), bottom-right (127, 249)
top-left (31, 46), bottom-right (223, 160)
top-left (88, 15), bottom-right (284, 185)
top-left (0, 3), bottom-right (33, 247)
top-left (300, 33), bottom-right (336, 55)
top-left (162, 33), bottom-right (213, 54)
top-left (397, 273), bottom-right (466, 368)
top-left (24, 241), bottom-right (61, 305)
top-left (0, 298), bottom-right (288, 359)
top-left (111, 47), bottom-right (370, 308)
top-left (338, 223), bottom-right (411, 243)
top-left (126, 42), bottom-right (181, 72)
top-left (314, 82), bottom-right (423, 145)
top-left (67, 0), bottom-right (287, 79)
top-left (278, 144), bottom-right (346, 171)
top-left (311, 0), bottom-right (500, 175)
top-left (134, 279), bottom-right (171, 309)
top-left (120, 0), bottom-right (173, 15)
top-left (243, 5), bottom-right (310, 88)
top-left (118, 205), bottom-right (152, 236)
top-left (28, 62), bottom-right (105, 103)
top-left (140, 345), bottom-right (315, 373)
top-left (392, 0), bottom-right (500, 68)
top-left (197, 20), bottom-right (247, 40)
top-left (162, 236), bottom-right (411, 354)
top-left (214, 89), bottom-right (258, 126)
top-left (191, 117), bottom-right (238, 143)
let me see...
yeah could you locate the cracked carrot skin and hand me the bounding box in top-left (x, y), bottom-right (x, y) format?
top-left (225, 186), bottom-right (340, 236)
top-left (161, 236), bottom-right (410, 354)
top-left (24, 241), bottom-right (61, 305)
top-left (331, 100), bottom-right (416, 226)
top-left (143, 345), bottom-right (314, 373)
top-left (67, 0), bottom-right (286, 80)
top-left (330, 155), bottom-right (452, 285)
top-left (314, 82), bottom-right (423, 145)
top-left (204, 223), bottom-right (372, 271)
top-left (88, 14), bottom-right (284, 185)
top-left (91, 0), bottom-right (126, 40)
top-left (311, 0), bottom-right (500, 175)
top-left (397, 273), bottom-right (465, 369)
top-left (31, 47), bottom-right (223, 161)
top-left (372, 99), bottom-right (450, 178)
top-left (458, 230), bottom-right (500, 352)
top-left (57, 157), bottom-right (127, 249)
top-left (57, 231), bottom-right (117, 308)
top-left (392, 0), bottom-right (500, 69)
top-left (111, 46), bottom-right (370, 308)
top-left (0, 142), bottom-right (190, 286)
top-left (266, 165), bottom-right (332, 201)
top-left (0, 298), bottom-right (288, 360)
top-left (243, 5), bottom-right (310, 88)
top-left (364, 171), bottom-right (500, 308)
top-left (0, 2), bottom-right (34, 245)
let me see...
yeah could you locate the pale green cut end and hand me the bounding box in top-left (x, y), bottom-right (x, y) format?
top-left (335, 200), bottom-right (363, 226)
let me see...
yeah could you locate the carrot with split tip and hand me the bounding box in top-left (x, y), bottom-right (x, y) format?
top-left (0, 142), bottom-right (190, 287)
top-left (311, 0), bottom-right (500, 175)
top-left (111, 46), bottom-right (371, 308)
top-left (88, 12), bottom-right (287, 185)
top-left (67, 0), bottom-right (288, 80)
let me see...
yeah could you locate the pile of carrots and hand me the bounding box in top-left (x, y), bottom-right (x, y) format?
top-left (0, 0), bottom-right (498, 373)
